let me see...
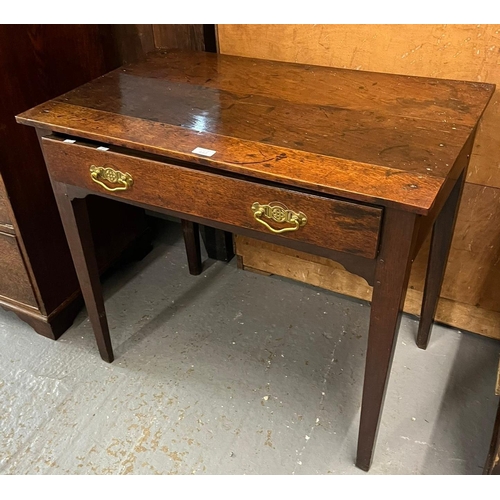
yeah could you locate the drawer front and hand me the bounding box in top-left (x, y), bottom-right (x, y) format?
top-left (0, 231), bottom-right (38, 308)
top-left (0, 174), bottom-right (12, 225)
top-left (42, 138), bottom-right (383, 258)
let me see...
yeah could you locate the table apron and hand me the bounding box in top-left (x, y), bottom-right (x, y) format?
top-left (42, 137), bottom-right (383, 260)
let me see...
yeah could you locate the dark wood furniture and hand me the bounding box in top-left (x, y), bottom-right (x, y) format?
top-left (0, 25), bottom-right (154, 339)
top-left (17, 50), bottom-right (494, 471)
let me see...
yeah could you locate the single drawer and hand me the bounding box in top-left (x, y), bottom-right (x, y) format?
top-left (0, 174), bottom-right (12, 225)
top-left (0, 231), bottom-right (38, 308)
top-left (42, 137), bottom-right (383, 258)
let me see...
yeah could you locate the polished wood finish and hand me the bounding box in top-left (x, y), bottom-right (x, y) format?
top-left (0, 231), bottom-right (38, 308)
top-left (416, 169), bottom-right (466, 349)
top-left (17, 51), bottom-right (494, 215)
top-left (52, 186), bottom-right (113, 362)
top-left (0, 174), bottom-right (12, 225)
top-left (221, 24), bottom-right (500, 342)
top-left (356, 209), bottom-right (418, 470)
top-left (0, 294), bottom-right (83, 339)
top-left (17, 50), bottom-right (494, 471)
top-left (0, 25), bottom-right (153, 339)
top-left (41, 137), bottom-right (383, 258)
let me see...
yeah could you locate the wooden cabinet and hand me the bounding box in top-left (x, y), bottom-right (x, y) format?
top-left (0, 175), bottom-right (12, 227)
top-left (0, 231), bottom-right (38, 308)
top-left (0, 25), bottom-right (150, 339)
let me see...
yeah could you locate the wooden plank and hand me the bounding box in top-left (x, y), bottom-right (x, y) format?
top-left (469, 90), bottom-right (500, 189)
top-left (107, 25), bottom-right (155, 64)
top-left (235, 235), bottom-right (500, 341)
top-left (439, 183), bottom-right (500, 312)
top-left (136, 25), bottom-right (155, 54)
top-left (405, 182), bottom-right (500, 313)
top-left (218, 25), bottom-right (500, 80)
top-left (152, 25), bottom-right (204, 51)
top-left (218, 24), bottom-right (500, 190)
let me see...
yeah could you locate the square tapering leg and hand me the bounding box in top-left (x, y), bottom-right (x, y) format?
top-left (356, 209), bottom-right (418, 471)
top-left (52, 183), bottom-right (113, 362)
top-left (416, 170), bottom-right (466, 350)
top-left (181, 219), bottom-right (203, 275)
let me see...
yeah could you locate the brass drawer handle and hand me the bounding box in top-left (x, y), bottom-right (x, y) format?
top-left (90, 165), bottom-right (133, 192)
top-left (251, 202), bottom-right (307, 234)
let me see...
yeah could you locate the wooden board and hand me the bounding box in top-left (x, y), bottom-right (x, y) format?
top-left (153, 25), bottom-right (204, 51)
top-left (219, 24), bottom-right (500, 340)
top-left (236, 235), bottom-right (500, 341)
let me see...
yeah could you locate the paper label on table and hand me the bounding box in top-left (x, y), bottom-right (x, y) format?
top-left (192, 147), bottom-right (216, 157)
top-left (63, 139), bottom-right (76, 143)
top-left (96, 146), bottom-right (109, 151)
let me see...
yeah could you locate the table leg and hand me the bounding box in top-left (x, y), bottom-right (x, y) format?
top-left (200, 226), bottom-right (235, 262)
top-left (356, 209), bottom-right (417, 471)
top-left (416, 170), bottom-right (466, 350)
top-left (52, 182), bottom-right (114, 362)
top-left (181, 219), bottom-right (203, 275)
top-left (483, 398), bottom-right (500, 474)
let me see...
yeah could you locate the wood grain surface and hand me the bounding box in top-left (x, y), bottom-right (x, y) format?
top-left (42, 137), bottom-right (383, 258)
top-left (153, 25), bottom-right (204, 51)
top-left (219, 25), bottom-right (500, 187)
top-left (219, 24), bottom-right (500, 339)
top-left (0, 232), bottom-right (38, 308)
top-left (16, 50), bottom-right (494, 215)
top-left (0, 174), bottom-right (11, 225)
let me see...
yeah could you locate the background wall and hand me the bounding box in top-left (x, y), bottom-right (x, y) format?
top-left (217, 24), bottom-right (500, 341)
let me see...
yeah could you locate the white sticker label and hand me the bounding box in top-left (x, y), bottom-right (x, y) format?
top-left (97, 146), bottom-right (109, 151)
top-left (63, 139), bottom-right (76, 144)
top-left (192, 147), bottom-right (216, 157)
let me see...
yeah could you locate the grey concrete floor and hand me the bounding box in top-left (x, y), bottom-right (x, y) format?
top-left (0, 219), bottom-right (499, 475)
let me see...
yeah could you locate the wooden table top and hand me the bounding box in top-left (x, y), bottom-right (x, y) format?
top-left (17, 50), bottom-right (495, 214)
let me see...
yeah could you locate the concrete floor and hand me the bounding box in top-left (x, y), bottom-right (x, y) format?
top-left (0, 219), bottom-right (499, 475)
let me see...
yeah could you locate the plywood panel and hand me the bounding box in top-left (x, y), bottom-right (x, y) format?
top-left (406, 183), bottom-right (500, 313)
top-left (220, 25), bottom-right (500, 339)
top-left (236, 235), bottom-right (500, 341)
top-left (218, 25), bottom-right (500, 79)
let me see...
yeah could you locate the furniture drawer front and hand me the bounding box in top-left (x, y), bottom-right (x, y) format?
top-left (0, 231), bottom-right (38, 308)
top-left (42, 138), bottom-right (383, 258)
top-left (0, 174), bottom-right (12, 225)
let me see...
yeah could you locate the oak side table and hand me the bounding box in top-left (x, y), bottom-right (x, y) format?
top-left (17, 50), bottom-right (495, 471)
